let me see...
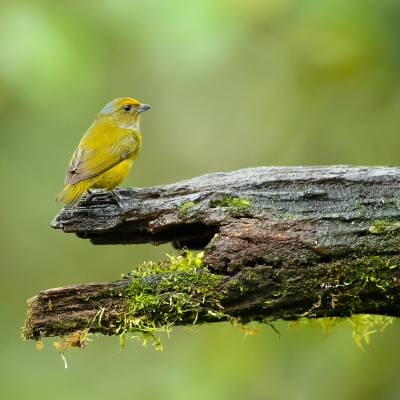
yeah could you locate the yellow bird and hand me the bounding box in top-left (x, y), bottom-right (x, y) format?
top-left (56, 97), bottom-right (151, 207)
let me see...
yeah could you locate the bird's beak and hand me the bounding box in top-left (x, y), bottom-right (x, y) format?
top-left (137, 103), bottom-right (151, 113)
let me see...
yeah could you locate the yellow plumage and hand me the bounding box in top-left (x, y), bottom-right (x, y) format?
top-left (56, 97), bottom-right (150, 207)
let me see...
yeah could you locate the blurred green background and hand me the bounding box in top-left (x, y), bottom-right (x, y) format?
top-left (1, 0), bottom-right (400, 399)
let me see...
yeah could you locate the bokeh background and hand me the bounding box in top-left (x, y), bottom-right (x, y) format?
top-left (1, 0), bottom-right (400, 399)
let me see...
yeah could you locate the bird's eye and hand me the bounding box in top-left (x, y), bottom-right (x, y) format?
top-left (123, 104), bottom-right (132, 112)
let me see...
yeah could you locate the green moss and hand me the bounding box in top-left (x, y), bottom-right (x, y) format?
top-left (114, 251), bottom-right (225, 349)
top-left (289, 314), bottom-right (393, 349)
top-left (264, 254), bottom-right (398, 346)
top-left (206, 233), bottom-right (220, 247)
top-left (177, 200), bottom-right (195, 218)
top-left (131, 250), bottom-right (204, 276)
top-left (341, 255), bottom-right (397, 296)
top-left (348, 314), bottom-right (393, 349)
top-left (210, 196), bottom-right (251, 209)
top-left (369, 219), bottom-right (400, 234)
top-left (296, 255), bottom-right (398, 316)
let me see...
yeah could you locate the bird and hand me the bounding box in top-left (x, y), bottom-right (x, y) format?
top-left (56, 97), bottom-right (151, 208)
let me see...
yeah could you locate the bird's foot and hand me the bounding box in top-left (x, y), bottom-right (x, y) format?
top-left (82, 188), bottom-right (96, 204)
top-left (111, 190), bottom-right (125, 211)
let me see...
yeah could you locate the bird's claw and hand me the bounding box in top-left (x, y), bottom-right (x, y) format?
top-left (111, 190), bottom-right (125, 211)
top-left (82, 188), bottom-right (95, 204)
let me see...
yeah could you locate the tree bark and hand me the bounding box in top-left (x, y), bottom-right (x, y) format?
top-left (23, 166), bottom-right (400, 340)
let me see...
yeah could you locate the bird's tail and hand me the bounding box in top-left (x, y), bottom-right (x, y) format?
top-left (55, 181), bottom-right (91, 207)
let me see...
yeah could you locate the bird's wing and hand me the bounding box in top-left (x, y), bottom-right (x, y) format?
top-left (64, 132), bottom-right (139, 185)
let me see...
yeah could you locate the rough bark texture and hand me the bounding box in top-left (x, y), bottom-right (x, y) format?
top-left (23, 166), bottom-right (400, 339)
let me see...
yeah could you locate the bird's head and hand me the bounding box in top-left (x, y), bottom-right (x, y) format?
top-left (99, 97), bottom-right (151, 129)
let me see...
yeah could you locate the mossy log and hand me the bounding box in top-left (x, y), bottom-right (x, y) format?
top-left (23, 166), bottom-right (400, 340)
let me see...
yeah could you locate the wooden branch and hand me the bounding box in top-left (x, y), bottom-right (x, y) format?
top-left (23, 166), bottom-right (400, 340)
